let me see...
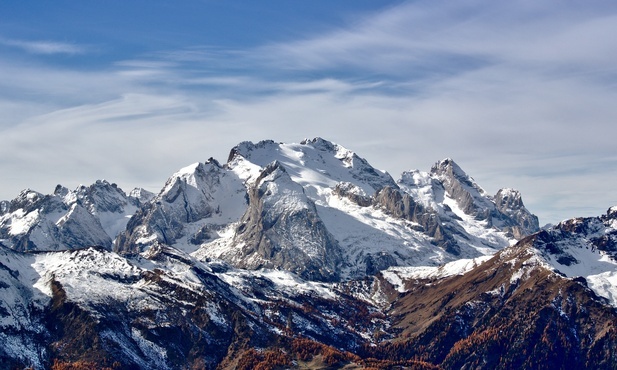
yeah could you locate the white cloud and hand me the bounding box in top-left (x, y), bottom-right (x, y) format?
top-left (0, 37), bottom-right (87, 55)
top-left (257, 1), bottom-right (617, 84)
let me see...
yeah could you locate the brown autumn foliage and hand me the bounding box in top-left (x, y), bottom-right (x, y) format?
top-left (235, 348), bottom-right (292, 370)
top-left (291, 337), bottom-right (360, 365)
top-left (290, 338), bottom-right (438, 369)
top-left (50, 359), bottom-right (121, 370)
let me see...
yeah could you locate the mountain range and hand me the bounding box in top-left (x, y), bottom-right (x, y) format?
top-left (0, 138), bottom-right (615, 369)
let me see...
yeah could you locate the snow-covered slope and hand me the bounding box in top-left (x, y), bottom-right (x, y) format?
top-left (227, 138), bottom-right (397, 197)
top-left (381, 205), bottom-right (617, 309)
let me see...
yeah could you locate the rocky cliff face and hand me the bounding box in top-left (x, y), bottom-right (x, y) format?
top-left (372, 185), bottom-right (459, 255)
top-left (115, 159), bottom-right (247, 255)
top-left (226, 162), bottom-right (343, 282)
top-left (493, 188), bottom-right (540, 239)
top-left (430, 158), bottom-right (493, 218)
top-left (428, 159), bottom-right (539, 235)
top-left (399, 159), bottom-right (539, 244)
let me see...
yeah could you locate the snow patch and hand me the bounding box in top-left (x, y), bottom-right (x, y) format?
top-left (382, 256), bottom-right (492, 292)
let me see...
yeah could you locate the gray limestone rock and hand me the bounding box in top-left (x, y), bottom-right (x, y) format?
top-left (494, 188), bottom-right (540, 239)
top-left (231, 161), bottom-right (343, 282)
top-left (115, 160), bottom-right (247, 254)
top-left (430, 159), bottom-right (539, 239)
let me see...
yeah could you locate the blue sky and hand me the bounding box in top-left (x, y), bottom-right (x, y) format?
top-left (1, 0), bottom-right (616, 225)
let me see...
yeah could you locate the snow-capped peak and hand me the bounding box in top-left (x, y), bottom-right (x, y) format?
top-left (430, 158), bottom-right (487, 197)
top-left (128, 187), bottom-right (155, 203)
top-left (176, 161), bottom-right (202, 176)
top-left (227, 138), bottom-right (396, 199)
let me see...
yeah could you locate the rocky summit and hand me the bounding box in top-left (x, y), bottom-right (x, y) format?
top-left (1, 138), bottom-right (616, 370)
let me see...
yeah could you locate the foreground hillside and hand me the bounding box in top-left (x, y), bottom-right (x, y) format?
top-left (1, 138), bottom-right (615, 369)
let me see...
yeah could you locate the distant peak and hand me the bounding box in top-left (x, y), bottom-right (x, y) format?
top-left (96, 179), bottom-right (115, 187)
top-left (85, 180), bottom-right (120, 192)
top-left (10, 188), bottom-right (45, 211)
top-left (300, 137), bottom-right (338, 152)
top-left (256, 160), bottom-right (287, 184)
top-left (128, 188), bottom-right (155, 205)
top-left (18, 188), bottom-right (43, 200)
top-left (495, 187), bottom-right (521, 199)
top-left (430, 158), bottom-right (469, 181)
top-left (176, 162), bottom-right (202, 176)
top-left (398, 169), bottom-right (431, 187)
top-left (54, 184), bottom-right (70, 196)
top-left (606, 206), bottom-right (617, 220)
top-left (227, 139), bottom-right (277, 163)
top-left (497, 187), bottom-right (517, 194)
top-left (205, 157), bottom-right (222, 168)
top-left (128, 187), bottom-right (154, 199)
top-left (433, 157), bottom-right (457, 169)
top-left (495, 188), bottom-right (525, 209)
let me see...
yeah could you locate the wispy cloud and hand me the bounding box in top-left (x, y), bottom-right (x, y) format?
top-left (253, 1), bottom-right (617, 90)
top-left (0, 37), bottom-right (88, 55)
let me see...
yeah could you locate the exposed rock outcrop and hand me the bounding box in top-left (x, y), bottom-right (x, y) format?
top-left (428, 159), bottom-right (539, 239)
top-left (494, 188), bottom-right (540, 239)
top-left (115, 160), bottom-right (247, 254)
top-left (373, 186), bottom-right (459, 255)
top-left (229, 162), bottom-right (343, 282)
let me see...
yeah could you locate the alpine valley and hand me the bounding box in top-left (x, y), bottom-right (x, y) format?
top-left (1, 138), bottom-right (616, 370)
